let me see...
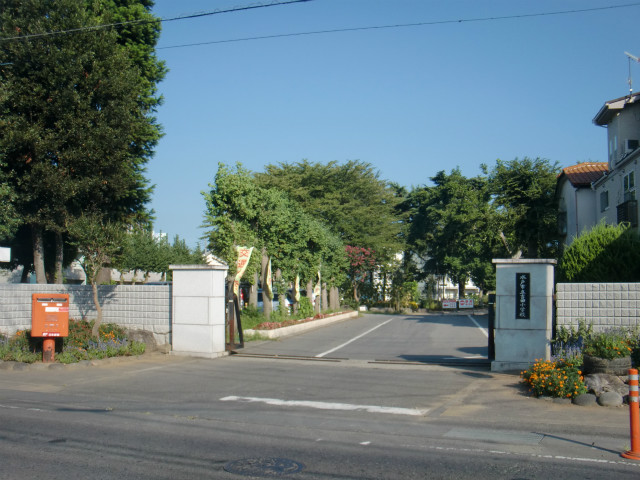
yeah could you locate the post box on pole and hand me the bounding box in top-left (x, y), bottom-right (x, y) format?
top-left (31, 294), bottom-right (69, 363)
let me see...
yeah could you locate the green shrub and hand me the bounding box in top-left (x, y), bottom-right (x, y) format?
top-left (425, 299), bottom-right (442, 310)
top-left (298, 297), bottom-right (314, 318)
top-left (557, 222), bottom-right (640, 282)
top-left (0, 320), bottom-right (146, 364)
top-left (0, 331), bottom-right (40, 363)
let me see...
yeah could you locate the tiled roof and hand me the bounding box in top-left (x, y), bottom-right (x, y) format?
top-left (559, 162), bottom-right (608, 188)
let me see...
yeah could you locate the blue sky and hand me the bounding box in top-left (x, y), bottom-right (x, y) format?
top-left (148, 0), bottom-right (640, 247)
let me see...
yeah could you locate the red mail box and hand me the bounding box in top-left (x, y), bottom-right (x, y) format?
top-left (31, 294), bottom-right (69, 337)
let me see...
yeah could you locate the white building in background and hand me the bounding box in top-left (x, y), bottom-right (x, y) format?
top-left (592, 92), bottom-right (640, 230)
top-left (556, 92), bottom-right (640, 245)
top-left (556, 162), bottom-right (608, 245)
top-left (434, 275), bottom-right (481, 300)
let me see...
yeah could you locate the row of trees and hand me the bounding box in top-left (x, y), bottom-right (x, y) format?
top-left (0, 0), bottom-right (166, 283)
top-left (403, 158), bottom-right (560, 297)
top-left (202, 161), bottom-right (402, 316)
top-left (202, 157), bottom-right (560, 313)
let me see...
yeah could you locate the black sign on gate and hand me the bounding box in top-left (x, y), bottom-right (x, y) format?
top-left (516, 272), bottom-right (530, 319)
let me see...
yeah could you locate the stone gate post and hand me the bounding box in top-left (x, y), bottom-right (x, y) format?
top-left (491, 259), bottom-right (556, 372)
top-left (170, 263), bottom-right (228, 358)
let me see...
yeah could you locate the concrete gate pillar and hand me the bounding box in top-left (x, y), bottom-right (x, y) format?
top-left (170, 263), bottom-right (228, 358)
top-left (491, 259), bottom-right (556, 373)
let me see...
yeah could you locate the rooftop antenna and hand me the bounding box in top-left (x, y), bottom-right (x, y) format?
top-left (625, 51), bottom-right (640, 95)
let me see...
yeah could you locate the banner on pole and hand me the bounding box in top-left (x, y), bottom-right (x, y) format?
top-left (264, 259), bottom-right (273, 299)
top-left (233, 246), bottom-right (253, 297)
top-left (294, 274), bottom-right (301, 302)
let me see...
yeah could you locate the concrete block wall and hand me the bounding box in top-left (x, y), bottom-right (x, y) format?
top-left (0, 284), bottom-right (171, 345)
top-left (556, 283), bottom-right (640, 331)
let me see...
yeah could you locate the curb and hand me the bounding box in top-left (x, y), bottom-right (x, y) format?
top-left (245, 311), bottom-right (359, 339)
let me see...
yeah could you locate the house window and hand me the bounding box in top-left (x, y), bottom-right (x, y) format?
top-left (624, 171), bottom-right (636, 201)
top-left (558, 211), bottom-right (567, 235)
top-left (617, 199), bottom-right (638, 227)
top-left (600, 191), bottom-right (609, 212)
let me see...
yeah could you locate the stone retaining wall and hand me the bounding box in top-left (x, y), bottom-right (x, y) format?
top-left (0, 284), bottom-right (171, 345)
top-left (556, 283), bottom-right (640, 331)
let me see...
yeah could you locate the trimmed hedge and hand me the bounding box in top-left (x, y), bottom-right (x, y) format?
top-left (557, 222), bottom-right (640, 282)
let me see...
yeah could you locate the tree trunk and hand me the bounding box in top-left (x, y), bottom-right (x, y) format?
top-left (91, 281), bottom-right (102, 338)
top-left (458, 280), bottom-right (466, 299)
top-left (353, 284), bottom-right (360, 304)
top-left (306, 279), bottom-right (315, 313)
top-left (54, 231), bottom-right (63, 284)
top-left (31, 224), bottom-right (46, 284)
top-left (249, 272), bottom-right (258, 307)
top-left (20, 265), bottom-right (30, 283)
top-left (527, 237), bottom-right (538, 259)
top-left (329, 285), bottom-right (339, 310)
top-left (321, 282), bottom-right (328, 312)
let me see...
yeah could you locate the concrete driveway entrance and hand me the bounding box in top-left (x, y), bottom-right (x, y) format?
top-left (238, 312), bottom-right (490, 366)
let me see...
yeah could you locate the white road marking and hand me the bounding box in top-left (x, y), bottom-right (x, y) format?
top-left (315, 318), bottom-right (395, 358)
top-left (407, 444), bottom-right (640, 469)
top-left (220, 395), bottom-right (428, 416)
top-left (443, 356), bottom-right (485, 360)
top-left (467, 314), bottom-right (488, 338)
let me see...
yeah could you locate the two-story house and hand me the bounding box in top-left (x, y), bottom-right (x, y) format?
top-left (557, 162), bottom-right (608, 244)
top-left (592, 92), bottom-right (640, 229)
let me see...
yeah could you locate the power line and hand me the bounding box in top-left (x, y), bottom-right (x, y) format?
top-left (0, 0), bottom-right (312, 43)
top-left (157, 2), bottom-right (640, 50)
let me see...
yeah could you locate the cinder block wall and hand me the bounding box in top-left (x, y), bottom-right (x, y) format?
top-left (556, 283), bottom-right (640, 331)
top-left (0, 284), bottom-right (171, 345)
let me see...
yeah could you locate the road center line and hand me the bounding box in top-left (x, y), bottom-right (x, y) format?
top-left (315, 318), bottom-right (395, 358)
top-left (220, 396), bottom-right (428, 416)
top-left (467, 315), bottom-right (488, 338)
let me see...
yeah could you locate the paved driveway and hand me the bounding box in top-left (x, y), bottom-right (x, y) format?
top-left (240, 312), bottom-right (489, 365)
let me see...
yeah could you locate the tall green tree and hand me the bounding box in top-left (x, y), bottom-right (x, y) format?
top-left (203, 163), bottom-right (346, 317)
top-left (405, 169), bottom-right (496, 297)
top-left (256, 160), bottom-right (404, 301)
top-left (482, 157), bottom-right (560, 259)
top-left (0, 0), bottom-right (163, 282)
top-left (0, 163), bottom-right (19, 242)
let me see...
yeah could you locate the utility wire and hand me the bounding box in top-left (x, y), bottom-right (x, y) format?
top-left (0, 0), bottom-right (312, 43)
top-left (157, 2), bottom-right (640, 50)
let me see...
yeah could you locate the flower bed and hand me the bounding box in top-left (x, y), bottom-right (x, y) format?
top-left (521, 358), bottom-right (587, 399)
top-left (255, 313), bottom-right (335, 330)
top-left (245, 311), bottom-right (358, 339)
top-left (0, 319), bottom-right (146, 364)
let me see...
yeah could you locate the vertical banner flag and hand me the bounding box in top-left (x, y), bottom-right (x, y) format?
top-left (294, 274), bottom-right (301, 302)
top-left (233, 246), bottom-right (253, 297)
top-left (313, 270), bottom-right (321, 306)
top-left (265, 259), bottom-right (273, 299)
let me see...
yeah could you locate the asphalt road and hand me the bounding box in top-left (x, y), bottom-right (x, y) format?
top-left (1, 312), bottom-right (639, 479)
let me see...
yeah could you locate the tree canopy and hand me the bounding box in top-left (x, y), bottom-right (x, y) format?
top-left (404, 169), bottom-right (498, 296)
top-left (256, 160), bottom-right (404, 257)
top-left (256, 160), bottom-right (404, 302)
top-left (202, 163), bottom-right (346, 297)
top-left (0, 0), bottom-right (164, 282)
top-left (483, 157), bottom-right (560, 258)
